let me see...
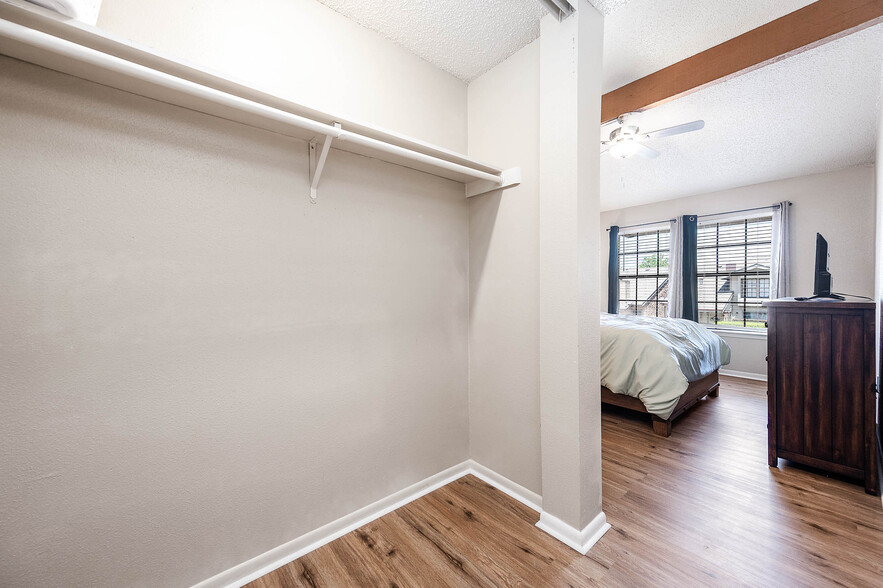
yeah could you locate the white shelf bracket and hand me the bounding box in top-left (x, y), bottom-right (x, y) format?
top-left (465, 167), bottom-right (522, 198)
top-left (309, 122), bottom-right (340, 203)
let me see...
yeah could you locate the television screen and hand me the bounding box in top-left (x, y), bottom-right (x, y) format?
top-left (813, 233), bottom-right (830, 297)
top-left (810, 233), bottom-right (842, 300)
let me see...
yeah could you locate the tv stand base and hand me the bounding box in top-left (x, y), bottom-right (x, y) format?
top-left (807, 293), bottom-right (846, 301)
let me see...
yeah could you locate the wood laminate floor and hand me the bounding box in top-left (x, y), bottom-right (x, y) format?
top-left (250, 377), bottom-right (883, 587)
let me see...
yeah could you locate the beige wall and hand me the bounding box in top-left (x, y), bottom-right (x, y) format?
top-left (467, 40), bottom-right (542, 495)
top-left (1, 1), bottom-right (614, 582)
top-left (97, 0), bottom-right (467, 152)
top-left (0, 50), bottom-right (469, 588)
top-left (875, 63), bottom-right (882, 501)
top-left (2, 2), bottom-right (474, 585)
top-left (601, 165), bottom-right (877, 376)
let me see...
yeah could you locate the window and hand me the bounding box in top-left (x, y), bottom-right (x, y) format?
top-left (618, 228), bottom-right (670, 318)
top-left (697, 216), bottom-right (772, 329)
top-left (742, 277), bottom-right (770, 299)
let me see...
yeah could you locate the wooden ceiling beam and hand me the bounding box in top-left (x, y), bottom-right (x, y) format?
top-left (600, 0), bottom-right (883, 123)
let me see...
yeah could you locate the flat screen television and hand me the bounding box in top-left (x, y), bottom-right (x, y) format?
top-left (811, 233), bottom-right (843, 300)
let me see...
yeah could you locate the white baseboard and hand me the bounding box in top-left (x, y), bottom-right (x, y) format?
top-left (192, 461), bottom-right (471, 588)
top-left (191, 460), bottom-right (557, 588)
top-left (719, 369), bottom-right (767, 382)
top-left (535, 510), bottom-right (610, 555)
top-left (466, 460), bottom-right (543, 512)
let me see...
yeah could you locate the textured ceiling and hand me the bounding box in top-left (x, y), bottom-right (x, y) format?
top-left (600, 24), bottom-right (883, 211)
top-left (316, 0), bottom-right (627, 82)
top-left (587, 0), bottom-right (631, 14)
top-left (314, 1), bottom-right (881, 214)
top-left (316, 1), bottom-right (821, 89)
top-left (317, 0), bottom-right (545, 82)
top-left (601, 0), bottom-right (816, 93)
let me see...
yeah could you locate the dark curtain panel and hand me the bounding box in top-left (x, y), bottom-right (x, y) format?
top-left (607, 226), bottom-right (619, 313)
top-left (682, 215), bottom-right (699, 321)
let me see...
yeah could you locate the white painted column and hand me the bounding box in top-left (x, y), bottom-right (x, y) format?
top-left (536, 0), bottom-right (609, 554)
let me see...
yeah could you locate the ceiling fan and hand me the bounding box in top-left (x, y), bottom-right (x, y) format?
top-left (601, 113), bottom-right (705, 159)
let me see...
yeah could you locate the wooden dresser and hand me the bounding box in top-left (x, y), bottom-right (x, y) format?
top-left (765, 299), bottom-right (878, 495)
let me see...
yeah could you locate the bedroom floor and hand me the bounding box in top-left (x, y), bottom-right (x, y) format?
top-left (249, 377), bottom-right (883, 587)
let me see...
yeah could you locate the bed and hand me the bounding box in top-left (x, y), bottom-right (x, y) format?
top-left (601, 313), bottom-right (731, 437)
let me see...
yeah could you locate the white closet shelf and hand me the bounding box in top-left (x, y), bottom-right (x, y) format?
top-left (0, 0), bottom-right (521, 199)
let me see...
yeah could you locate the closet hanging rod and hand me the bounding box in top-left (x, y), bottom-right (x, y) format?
top-left (0, 17), bottom-right (509, 189)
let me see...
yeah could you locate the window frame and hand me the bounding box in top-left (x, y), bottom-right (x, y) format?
top-left (617, 226), bottom-right (671, 319)
top-left (696, 215), bottom-right (773, 332)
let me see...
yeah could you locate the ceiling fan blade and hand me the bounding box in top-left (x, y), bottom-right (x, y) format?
top-left (643, 120), bottom-right (705, 140)
top-left (634, 144), bottom-right (660, 159)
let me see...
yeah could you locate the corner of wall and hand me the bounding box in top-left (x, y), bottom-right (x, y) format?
top-left (875, 60), bottom-right (882, 508)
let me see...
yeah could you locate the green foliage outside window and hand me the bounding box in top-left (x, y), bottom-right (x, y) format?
top-left (639, 253), bottom-right (669, 270)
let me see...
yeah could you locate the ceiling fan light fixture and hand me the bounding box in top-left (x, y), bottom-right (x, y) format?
top-left (601, 115), bottom-right (704, 159)
top-left (609, 140), bottom-right (641, 159)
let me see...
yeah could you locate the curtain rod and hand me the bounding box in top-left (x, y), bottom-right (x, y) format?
top-left (605, 219), bottom-right (674, 232)
top-left (698, 202), bottom-right (791, 220)
top-left (607, 202), bottom-right (791, 232)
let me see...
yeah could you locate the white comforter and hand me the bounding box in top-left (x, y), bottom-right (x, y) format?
top-left (601, 313), bottom-right (731, 419)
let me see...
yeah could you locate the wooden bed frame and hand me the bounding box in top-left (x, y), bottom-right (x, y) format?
top-left (601, 371), bottom-right (720, 437)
